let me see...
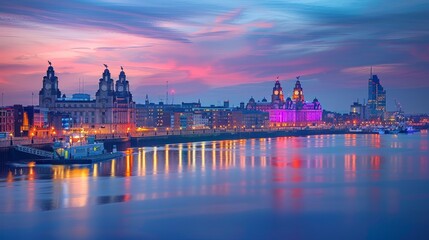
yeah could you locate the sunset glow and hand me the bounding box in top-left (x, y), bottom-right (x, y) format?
top-left (1, 0), bottom-right (428, 112)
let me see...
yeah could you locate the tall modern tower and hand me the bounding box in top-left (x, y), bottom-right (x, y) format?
top-left (367, 68), bottom-right (386, 119)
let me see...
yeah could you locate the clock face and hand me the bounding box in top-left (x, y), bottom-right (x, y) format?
top-left (118, 85), bottom-right (124, 92)
top-left (294, 90), bottom-right (299, 95)
top-left (274, 90), bottom-right (279, 95)
top-left (43, 98), bottom-right (51, 105)
top-left (45, 83), bottom-right (51, 90)
top-left (101, 84), bottom-right (107, 91)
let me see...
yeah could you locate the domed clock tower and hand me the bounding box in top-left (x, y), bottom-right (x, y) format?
top-left (113, 66), bottom-right (135, 129)
top-left (115, 66), bottom-right (132, 103)
top-left (96, 64), bottom-right (115, 104)
top-left (292, 76), bottom-right (305, 102)
top-left (39, 61), bottom-right (61, 108)
top-left (95, 64), bottom-right (115, 124)
top-left (271, 76), bottom-right (285, 108)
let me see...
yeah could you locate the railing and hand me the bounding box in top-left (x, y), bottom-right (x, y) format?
top-left (14, 145), bottom-right (54, 158)
top-left (0, 137), bottom-right (54, 148)
top-left (0, 125), bottom-right (349, 147)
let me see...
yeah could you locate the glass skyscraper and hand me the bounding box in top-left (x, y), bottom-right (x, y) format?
top-left (367, 72), bottom-right (386, 119)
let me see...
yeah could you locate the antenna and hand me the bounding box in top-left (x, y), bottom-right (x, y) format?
top-left (166, 81), bottom-right (169, 105)
top-left (370, 66), bottom-right (373, 78)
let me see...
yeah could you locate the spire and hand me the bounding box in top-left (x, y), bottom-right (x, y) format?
top-left (370, 66), bottom-right (373, 78)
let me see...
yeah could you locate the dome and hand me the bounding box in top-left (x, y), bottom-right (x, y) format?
top-left (262, 97), bottom-right (267, 102)
top-left (286, 97), bottom-right (292, 101)
top-left (249, 97), bottom-right (255, 103)
top-left (48, 66), bottom-right (54, 71)
top-left (103, 68), bottom-right (110, 75)
top-left (313, 98), bottom-right (319, 102)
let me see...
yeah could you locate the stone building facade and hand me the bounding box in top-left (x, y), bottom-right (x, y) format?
top-left (246, 77), bottom-right (322, 126)
top-left (39, 63), bottom-right (135, 133)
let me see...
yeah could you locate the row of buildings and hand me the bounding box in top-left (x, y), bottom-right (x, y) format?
top-left (1, 63), bottom-right (324, 137)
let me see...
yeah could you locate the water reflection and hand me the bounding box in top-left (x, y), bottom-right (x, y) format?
top-left (0, 133), bottom-right (428, 215)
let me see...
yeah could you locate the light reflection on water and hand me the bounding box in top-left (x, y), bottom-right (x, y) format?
top-left (1, 134), bottom-right (429, 239)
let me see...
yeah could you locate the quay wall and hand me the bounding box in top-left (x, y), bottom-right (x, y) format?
top-left (1, 129), bottom-right (358, 162)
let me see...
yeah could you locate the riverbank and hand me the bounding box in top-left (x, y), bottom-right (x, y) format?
top-left (1, 128), bottom-right (367, 162)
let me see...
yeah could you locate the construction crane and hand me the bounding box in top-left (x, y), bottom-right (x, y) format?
top-left (395, 99), bottom-right (403, 114)
top-left (394, 99), bottom-right (405, 123)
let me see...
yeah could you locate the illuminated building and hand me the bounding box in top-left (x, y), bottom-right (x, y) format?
top-left (247, 77), bottom-right (322, 126)
top-left (231, 110), bottom-right (269, 128)
top-left (39, 63), bottom-right (136, 133)
top-left (367, 68), bottom-right (386, 119)
top-left (0, 106), bottom-right (14, 135)
top-left (0, 105), bottom-right (49, 137)
top-left (350, 101), bottom-right (367, 121)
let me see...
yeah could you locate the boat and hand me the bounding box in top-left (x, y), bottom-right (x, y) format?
top-left (372, 128), bottom-right (385, 134)
top-left (399, 126), bottom-right (419, 134)
top-left (349, 127), bottom-right (363, 133)
top-left (14, 135), bottom-right (123, 165)
top-left (384, 128), bottom-right (400, 134)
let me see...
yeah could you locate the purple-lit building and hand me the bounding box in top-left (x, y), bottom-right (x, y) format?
top-left (247, 77), bottom-right (322, 126)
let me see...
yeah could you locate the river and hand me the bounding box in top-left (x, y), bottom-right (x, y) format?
top-left (1, 132), bottom-right (428, 239)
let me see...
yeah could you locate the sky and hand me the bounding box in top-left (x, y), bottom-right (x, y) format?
top-left (0, 0), bottom-right (429, 113)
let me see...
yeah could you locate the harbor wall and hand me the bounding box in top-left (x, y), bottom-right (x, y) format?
top-left (1, 129), bottom-right (355, 162)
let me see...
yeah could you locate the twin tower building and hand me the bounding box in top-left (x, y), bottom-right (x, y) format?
top-left (39, 63), bottom-right (136, 133)
top-left (39, 62), bottom-right (323, 131)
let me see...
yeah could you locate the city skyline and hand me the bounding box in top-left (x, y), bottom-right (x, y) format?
top-left (1, 1), bottom-right (429, 113)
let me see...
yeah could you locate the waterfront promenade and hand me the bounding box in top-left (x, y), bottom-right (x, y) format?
top-left (1, 126), bottom-right (345, 148)
top-left (0, 126), bottom-right (350, 161)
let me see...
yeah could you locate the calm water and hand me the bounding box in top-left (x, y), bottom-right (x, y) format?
top-left (1, 133), bottom-right (429, 239)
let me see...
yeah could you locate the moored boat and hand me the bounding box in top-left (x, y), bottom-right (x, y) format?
top-left (14, 135), bottom-right (123, 165)
top-left (399, 126), bottom-right (419, 134)
top-left (349, 127), bottom-right (363, 133)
